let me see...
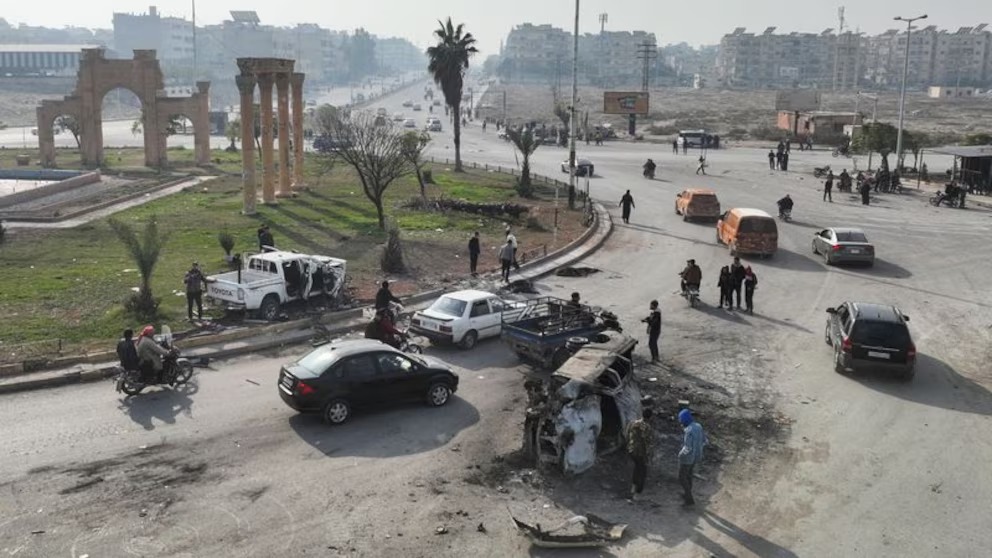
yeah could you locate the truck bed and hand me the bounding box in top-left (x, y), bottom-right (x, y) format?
top-left (501, 297), bottom-right (609, 368)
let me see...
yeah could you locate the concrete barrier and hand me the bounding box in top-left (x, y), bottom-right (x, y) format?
top-left (0, 170), bottom-right (100, 209)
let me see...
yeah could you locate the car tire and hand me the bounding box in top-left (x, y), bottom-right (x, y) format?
top-left (459, 330), bottom-right (478, 350)
top-left (897, 368), bottom-right (915, 382)
top-left (259, 294), bottom-right (280, 321)
top-left (833, 348), bottom-right (847, 374)
top-left (426, 382), bottom-right (452, 407)
top-left (824, 324), bottom-right (833, 346)
top-left (322, 399), bottom-right (351, 425)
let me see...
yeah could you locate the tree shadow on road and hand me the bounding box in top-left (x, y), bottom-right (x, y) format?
top-left (288, 396), bottom-right (480, 458)
top-left (118, 381), bottom-right (197, 431)
top-left (852, 354), bottom-right (992, 416)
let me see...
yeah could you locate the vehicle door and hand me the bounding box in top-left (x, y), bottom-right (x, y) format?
top-left (831, 303), bottom-right (853, 345)
top-left (468, 299), bottom-right (500, 339)
top-left (815, 229), bottom-right (833, 253)
top-left (371, 351), bottom-right (421, 401)
top-left (676, 191), bottom-right (686, 213)
top-left (336, 354), bottom-right (380, 405)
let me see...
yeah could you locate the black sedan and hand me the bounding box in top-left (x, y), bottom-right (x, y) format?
top-left (561, 158), bottom-right (594, 177)
top-left (278, 339), bottom-right (459, 425)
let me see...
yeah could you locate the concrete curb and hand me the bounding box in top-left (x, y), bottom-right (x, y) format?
top-left (0, 205), bottom-right (612, 395)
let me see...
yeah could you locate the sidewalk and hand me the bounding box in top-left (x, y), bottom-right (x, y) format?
top-left (0, 202), bottom-right (612, 395)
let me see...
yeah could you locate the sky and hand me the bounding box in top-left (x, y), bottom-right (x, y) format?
top-left (2, 0), bottom-right (983, 55)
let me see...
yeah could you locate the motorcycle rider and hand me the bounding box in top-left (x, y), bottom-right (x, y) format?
top-left (643, 158), bottom-right (656, 178)
top-left (375, 280), bottom-right (402, 312)
top-left (679, 259), bottom-right (702, 296)
top-left (136, 325), bottom-right (171, 384)
top-left (116, 329), bottom-right (140, 371)
top-left (373, 308), bottom-right (406, 349)
top-left (777, 194), bottom-right (794, 218)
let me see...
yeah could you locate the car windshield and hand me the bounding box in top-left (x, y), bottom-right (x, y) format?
top-left (296, 347), bottom-right (340, 374)
top-left (691, 194), bottom-right (718, 206)
top-left (852, 321), bottom-right (910, 347)
top-left (429, 296), bottom-right (467, 317)
top-left (739, 218), bottom-right (777, 234)
top-left (836, 231), bottom-right (868, 242)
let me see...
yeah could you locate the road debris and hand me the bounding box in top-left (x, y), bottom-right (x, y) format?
top-left (477, 522), bottom-right (487, 533)
top-left (245, 379), bottom-right (260, 386)
top-left (435, 525), bottom-right (448, 535)
top-left (555, 266), bottom-right (600, 277)
top-left (510, 512), bottom-right (627, 548)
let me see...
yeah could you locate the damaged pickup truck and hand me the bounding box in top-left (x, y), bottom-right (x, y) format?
top-left (523, 332), bottom-right (642, 475)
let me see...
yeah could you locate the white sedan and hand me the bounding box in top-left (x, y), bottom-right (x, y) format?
top-left (410, 290), bottom-right (522, 349)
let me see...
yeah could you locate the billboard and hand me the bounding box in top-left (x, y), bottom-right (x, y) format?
top-left (603, 91), bottom-right (649, 115)
top-left (775, 90), bottom-right (821, 112)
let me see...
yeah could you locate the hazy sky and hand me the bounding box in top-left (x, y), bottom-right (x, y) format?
top-left (2, 1), bottom-right (982, 55)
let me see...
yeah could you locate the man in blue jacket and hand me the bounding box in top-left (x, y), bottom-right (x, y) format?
top-left (678, 409), bottom-right (706, 506)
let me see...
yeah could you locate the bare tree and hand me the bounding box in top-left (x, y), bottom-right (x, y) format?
top-left (325, 111), bottom-right (413, 230)
top-left (400, 131), bottom-right (432, 201)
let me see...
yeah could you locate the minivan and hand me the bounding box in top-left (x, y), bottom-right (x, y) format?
top-left (716, 208), bottom-right (778, 257)
top-left (675, 188), bottom-right (721, 221)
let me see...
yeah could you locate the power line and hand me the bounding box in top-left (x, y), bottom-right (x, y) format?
top-left (636, 40), bottom-right (658, 92)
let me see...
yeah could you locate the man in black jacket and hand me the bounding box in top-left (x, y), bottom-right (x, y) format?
top-left (375, 281), bottom-right (402, 312)
top-left (730, 257), bottom-right (746, 310)
top-left (642, 300), bottom-right (662, 362)
top-left (468, 232), bottom-right (481, 276)
top-left (116, 329), bottom-right (140, 370)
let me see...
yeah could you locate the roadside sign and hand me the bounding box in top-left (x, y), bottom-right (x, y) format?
top-left (603, 91), bottom-right (649, 115)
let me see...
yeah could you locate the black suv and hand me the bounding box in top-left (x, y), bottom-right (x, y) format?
top-left (278, 339), bottom-right (459, 425)
top-left (825, 302), bottom-right (916, 381)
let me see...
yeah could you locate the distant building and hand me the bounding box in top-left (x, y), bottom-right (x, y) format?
top-left (716, 27), bottom-right (845, 88)
top-left (777, 110), bottom-right (863, 139)
top-left (113, 5), bottom-right (193, 62)
top-left (0, 44), bottom-right (102, 76)
top-left (502, 23), bottom-right (570, 82)
top-left (928, 86), bottom-right (979, 99)
top-left (376, 37), bottom-right (424, 74)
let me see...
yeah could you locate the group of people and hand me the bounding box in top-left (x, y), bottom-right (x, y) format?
top-left (625, 406), bottom-right (707, 506)
top-left (679, 257), bottom-right (757, 313)
top-left (115, 325), bottom-right (173, 384)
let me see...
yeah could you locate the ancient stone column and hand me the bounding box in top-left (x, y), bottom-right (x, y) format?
top-left (291, 72), bottom-right (306, 190)
top-left (258, 73), bottom-right (276, 204)
top-left (193, 81), bottom-right (211, 166)
top-left (275, 72), bottom-right (292, 198)
top-left (36, 106), bottom-right (56, 167)
top-left (236, 73), bottom-right (258, 215)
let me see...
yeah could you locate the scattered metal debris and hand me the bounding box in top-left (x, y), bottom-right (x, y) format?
top-left (510, 512), bottom-right (627, 548)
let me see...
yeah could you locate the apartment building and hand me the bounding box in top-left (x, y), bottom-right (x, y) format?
top-left (716, 27), bottom-right (844, 88)
top-left (502, 23), bottom-right (570, 82)
top-left (113, 5), bottom-right (194, 62)
top-left (376, 37), bottom-right (425, 74)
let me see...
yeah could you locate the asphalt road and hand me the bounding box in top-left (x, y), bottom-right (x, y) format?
top-left (2, 80), bottom-right (991, 557)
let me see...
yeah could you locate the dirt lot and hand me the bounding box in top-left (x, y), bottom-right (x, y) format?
top-left (481, 83), bottom-right (992, 142)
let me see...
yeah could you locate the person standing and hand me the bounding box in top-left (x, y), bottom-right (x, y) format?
top-left (768, 150), bottom-right (776, 170)
top-left (695, 155), bottom-right (707, 175)
top-left (498, 239), bottom-right (514, 282)
top-left (823, 171), bottom-right (834, 202)
top-left (672, 137), bottom-right (679, 154)
top-left (781, 151), bottom-right (789, 171)
top-left (619, 190), bottom-right (635, 224)
top-left (860, 179), bottom-right (871, 206)
top-left (642, 300), bottom-right (662, 362)
top-left (717, 266), bottom-right (733, 309)
top-left (775, 150), bottom-right (783, 170)
top-left (467, 231), bottom-right (481, 276)
top-left (730, 257), bottom-right (746, 310)
top-left (505, 227), bottom-right (520, 271)
top-left (184, 261), bottom-right (207, 321)
top-left (626, 407), bottom-right (654, 501)
top-left (677, 409), bottom-right (706, 506)
top-left (258, 224), bottom-right (275, 251)
top-left (743, 266), bottom-right (758, 314)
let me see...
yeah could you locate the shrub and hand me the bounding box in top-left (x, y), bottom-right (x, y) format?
top-left (525, 216), bottom-right (548, 231)
top-left (380, 223), bottom-right (406, 274)
top-left (0, 220), bottom-right (6, 245)
top-left (750, 126), bottom-right (785, 141)
top-left (648, 124), bottom-right (679, 136)
top-left (218, 231), bottom-right (235, 256)
top-left (123, 289), bottom-right (160, 319)
top-left (422, 169), bottom-right (434, 184)
top-left (515, 177), bottom-right (535, 198)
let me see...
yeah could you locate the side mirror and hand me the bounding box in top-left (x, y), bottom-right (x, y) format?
top-left (825, 307), bottom-right (837, 314)
top-left (902, 315), bottom-right (910, 322)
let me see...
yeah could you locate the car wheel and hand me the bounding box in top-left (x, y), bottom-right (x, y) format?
top-left (459, 330), bottom-right (478, 350)
top-left (824, 324), bottom-right (832, 346)
top-left (833, 348), bottom-right (847, 374)
top-left (897, 368), bottom-right (915, 382)
top-left (173, 361), bottom-right (194, 385)
top-left (426, 382), bottom-right (452, 407)
top-left (322, 399), bottom-right (351, 425)
top-left (259, 294), bottom-right (280, 321)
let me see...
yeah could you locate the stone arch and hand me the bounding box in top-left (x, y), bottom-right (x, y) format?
top-left (35, 48), bottom-right (210, 169)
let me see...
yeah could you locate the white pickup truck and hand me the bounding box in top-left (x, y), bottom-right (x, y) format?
top-left (206, 251), bottom-right (347, 320)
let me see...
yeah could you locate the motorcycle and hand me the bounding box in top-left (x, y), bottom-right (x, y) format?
top-left (813, 166), bottom-right (831, 178)
top-left (643, 167), bottom-right (655, 179)
top-left (778, 207), bottom-right (793, 222)
top-left (681, 285), bottom-right (700, 308)
top-left (396, 332), bottom-right (424, 354)
top-left (115, 326), bottom-right (193, 396)
top-left (929, 190), bottom-right (962, 208)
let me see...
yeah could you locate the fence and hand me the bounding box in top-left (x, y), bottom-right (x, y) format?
top-left (425, 156), bottom-right (573, 192)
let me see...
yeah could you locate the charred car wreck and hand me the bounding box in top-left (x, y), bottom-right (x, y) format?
top-left (524, 332), bottom-right (642, 475)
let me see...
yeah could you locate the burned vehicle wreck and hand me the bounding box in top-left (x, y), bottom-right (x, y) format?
top-left (523, 332), bottom-right (642, 475)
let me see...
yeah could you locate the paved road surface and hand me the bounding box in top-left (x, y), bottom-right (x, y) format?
top-left (1, 79), bottom-right (991, 557)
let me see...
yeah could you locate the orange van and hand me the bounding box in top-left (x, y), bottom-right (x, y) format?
top-left (716, 208), bottom-right (778, 257)
top-left (675, 188), bottom-right (721, 221)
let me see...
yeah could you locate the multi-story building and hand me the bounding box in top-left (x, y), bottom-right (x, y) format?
top-left (112, 5), bottom-right (194, 62)
top-left (931, 25), bottom-right (991, 87)
top-left (716, 27), bottom-right (847, 88)
top-left (0, 44), bottom-right (101, 76)
top-left (375, 37), bottom-right (424, 74)
top-left (502, 23), bottom-right (570, 82)
top-left (579, 30), bottom-right (657, 87)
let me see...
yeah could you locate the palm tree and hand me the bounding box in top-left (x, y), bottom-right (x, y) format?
top-left (109, 216), bottom-right (168, 318)
top-left (507, 127), bottom-right (540, 197)
top-left (427, 17), bottom-right (478, 172)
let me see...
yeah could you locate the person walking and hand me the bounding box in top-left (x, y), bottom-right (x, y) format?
top-left (498, 240), bottom-right (514, 282)
top-left (823, 171), bottom-right (834, 202)
top-left (677, 409), bottom-right (706, 507)
top-left (768, 150), bottom-right (776, 170)
top-left (672, 137), bottom-right (679, 154)
top-left (695, 155), bottom-right (707, 175)
top-left (860, 179), bottom-right (871, 206)
top-left (467, 231), bottom-right (481, 276)
top-left (619, 190), bottom-right (635, 224)
top-left (626, 407), bottom-right (654, 501)
top-left (642, 300), bottom-right (661, 362)
top-left (775, 150), bottom-right (783, 170)
top-left (743, 266), bottom-right (758, 314)
top-left (184, 261), bottom-right (207, 321)
top-left (730, 257), bottom-right (746, 310)
top-left (717, 266), bottom-right (733, 309)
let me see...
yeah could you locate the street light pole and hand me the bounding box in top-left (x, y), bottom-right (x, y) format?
top-left (567, 0), bottom-right (580, 214)
top-left (894, 14), bottom-right (927, 172)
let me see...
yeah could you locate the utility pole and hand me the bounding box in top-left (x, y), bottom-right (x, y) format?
top-left (833, 6), bottom-right (845, 91)
top-left (566, 0), bottom-right (580, 224)
top-left (191, 0), bottom-right (197, 81)
top-left (894, 14), bottom-right (928, 171)
top-left (598, 13), bottom-right (608, 34)
top-left (637, 40), bottom-right (658, 92)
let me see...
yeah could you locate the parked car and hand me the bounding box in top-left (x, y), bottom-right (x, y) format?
top-left (675, 188), bottom-right (721, 221)
top-left (392, 112), bottom-right (404, 122)
top-left (433, 99), bottom-right (442, 106)
top-left (716, 208), bottom-right (778, 257)
top-left (411, 290), bottom-right (524, 349)
top-left (278, 339), bottom-right (459, 424)
top-left (206, 251), bottom-right (346, 321)
top-left (812, 227), bottom-right (875, 266)
top-left (501, 296), bottom-right (623, 369)
top-left (825, 302), bottom-right (916, 380)
top-left (403, 118), bottom-right (417, 128)
top-left (426, 118), bottom-right (443, 132)
top-left (402, 100), bottom-right (413, 107)
top-left (413, 104), bottom-right (422, 111)
top-left (561, 158), bottom-right (594, 177)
